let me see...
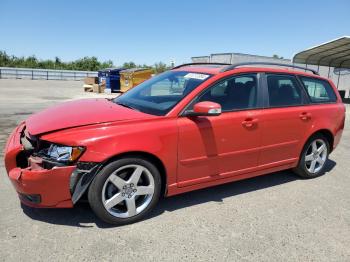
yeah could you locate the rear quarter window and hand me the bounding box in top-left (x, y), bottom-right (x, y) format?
top-left (300, 77), bottom-right (337, 103)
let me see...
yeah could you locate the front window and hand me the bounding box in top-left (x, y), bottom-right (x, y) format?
top-left (193, 74), bottom-right (258, 111)
top-left (113, 71), bottom-right (212, 115)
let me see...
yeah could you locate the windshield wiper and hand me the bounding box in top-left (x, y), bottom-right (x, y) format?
top-left (115, 101), bottom-right (139, 111)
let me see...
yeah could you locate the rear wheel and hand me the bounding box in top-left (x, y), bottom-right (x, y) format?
top-left (293, 134), bottom-right (329, 178)
top-left (88, 157), bottom-right (161, 225)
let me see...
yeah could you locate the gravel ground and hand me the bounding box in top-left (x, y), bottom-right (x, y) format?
top-left (0, 79), bottom-right (349, 262)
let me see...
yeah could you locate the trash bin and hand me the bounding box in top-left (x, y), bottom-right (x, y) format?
top-left (120, 68), bottom-right (153, 93)
top-left (98, 69), bottom-right (107, 85)
top-left (338, 90), bottom-right (346, 99)
top-left (98, 68), bottom-right (125, 93)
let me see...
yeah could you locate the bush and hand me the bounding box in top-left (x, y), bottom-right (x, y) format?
top-left (0, 50), bottom-right (172, 73)
top-left (0, 51), bottom-right (114, 71)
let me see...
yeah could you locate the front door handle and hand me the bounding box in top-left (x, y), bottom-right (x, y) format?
top-left (299, 112), bottom-right (311, 121)
top-left (242, 118), bottom-right (258, 128)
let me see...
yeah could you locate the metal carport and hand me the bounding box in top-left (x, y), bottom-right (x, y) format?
top-left (293, 36), bottom-right (350, 90)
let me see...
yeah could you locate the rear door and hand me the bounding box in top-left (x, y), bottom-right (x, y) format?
top-left (259, 73), bottom-right (312, 166)
top-left (177, 73), bottom-right (263, 186)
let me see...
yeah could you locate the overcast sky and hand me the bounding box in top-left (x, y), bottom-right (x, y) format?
top-left (1, 0), bottom-right (349, 65)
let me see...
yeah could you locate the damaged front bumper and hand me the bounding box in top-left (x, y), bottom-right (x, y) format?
top-left (4, 122), bottom-right (101, 208)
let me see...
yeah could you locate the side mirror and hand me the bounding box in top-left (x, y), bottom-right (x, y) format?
top-left (185, 101), bottom-right (222, 116)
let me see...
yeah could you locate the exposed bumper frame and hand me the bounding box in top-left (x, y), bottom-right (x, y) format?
top-left (4, 122), bottom-right (103, 208)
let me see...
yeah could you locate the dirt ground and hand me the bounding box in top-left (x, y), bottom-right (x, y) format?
top-left (0, 79), bottom-right (349, 261)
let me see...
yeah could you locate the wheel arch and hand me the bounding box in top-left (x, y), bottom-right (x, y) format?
top-left (306, 129), bottom-right (334, 153)
top-left (102, 151), bottom-right (168, 197)
top-left (293, 128), bottom-right (334, 178)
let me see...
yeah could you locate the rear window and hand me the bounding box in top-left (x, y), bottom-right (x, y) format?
top-left (300, 77), bottom-right (337, 103)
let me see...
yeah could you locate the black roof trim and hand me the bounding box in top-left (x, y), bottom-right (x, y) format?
top-left (220, 62), bottom-right (319, 75)
top-left (172, 62), bottom-right (231, 70)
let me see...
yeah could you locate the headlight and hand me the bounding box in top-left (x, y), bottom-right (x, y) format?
top-left (45, 144), bottom-right (85, 162)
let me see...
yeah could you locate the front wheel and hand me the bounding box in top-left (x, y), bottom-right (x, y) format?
top-left (88, 158), bottom-right (161, 225)
top-left (293, 134), bottom-right (330, 178)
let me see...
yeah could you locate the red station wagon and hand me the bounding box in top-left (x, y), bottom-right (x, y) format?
top-left (4, 62), bottom-right (346, 225)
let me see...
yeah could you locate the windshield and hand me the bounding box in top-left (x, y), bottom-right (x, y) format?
top-left (113, 71), bottom-right (212, 116)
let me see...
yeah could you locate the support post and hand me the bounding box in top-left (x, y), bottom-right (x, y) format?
top-left (327, 67), bottom-right (331, 78)
top-left (336, 71), bottom-right (341, 89)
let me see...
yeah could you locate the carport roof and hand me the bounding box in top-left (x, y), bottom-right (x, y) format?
top-left (293, 36), bottom-right (350, 68)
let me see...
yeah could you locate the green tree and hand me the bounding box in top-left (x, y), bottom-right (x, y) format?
top-left (0, 51), bottom-right (10, 67)
top-left (122, 61), bottom-right (137, 69)
top-left (272, 54), bottom-right (284, 59)
top-left (101, 60), bottom-right (114, 69)
top-left (0, 50), bottom-right (173, 73)
top-left (0, 50), bottom-right (116, 71)
top-left (153, 62), bottom-right (169, 73)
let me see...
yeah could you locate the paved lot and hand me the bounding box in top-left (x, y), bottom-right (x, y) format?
top-left (0, 79), bottom-right (349, 261)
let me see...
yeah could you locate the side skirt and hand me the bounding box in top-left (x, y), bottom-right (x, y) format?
top-left (167, 160), bottom-right (297, 197)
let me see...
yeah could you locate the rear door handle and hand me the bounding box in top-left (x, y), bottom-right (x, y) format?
top-left (242, 118), bottom-right (258, 128)
top-left (299, 112), bottom-right (311, 121)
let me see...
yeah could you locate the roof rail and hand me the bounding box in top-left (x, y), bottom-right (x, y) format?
top-left (220, 62), bottom-right (319, 75)
top-left (172, 62), bottom-right (231, 70)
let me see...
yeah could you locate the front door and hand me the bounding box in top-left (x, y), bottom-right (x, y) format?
top-left (177, 73), bottom-right (263, 187)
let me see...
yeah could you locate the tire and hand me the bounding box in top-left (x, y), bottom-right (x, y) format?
top-left (88, 157), bottom-right (161, 225)
top-left (293, 134), bottom-right (330, 178)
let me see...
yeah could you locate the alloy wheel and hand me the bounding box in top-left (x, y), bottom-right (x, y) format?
top-left (304, 139), bottom-right (328, 174)
top-left (101, 164), bottom-right (155, 218)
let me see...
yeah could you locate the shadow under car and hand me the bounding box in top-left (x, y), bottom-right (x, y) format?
top-left (21, 159), bottom-right (336, 228)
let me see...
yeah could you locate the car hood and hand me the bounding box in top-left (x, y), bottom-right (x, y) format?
top-left (26, 98), bottom-right (154, 135)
